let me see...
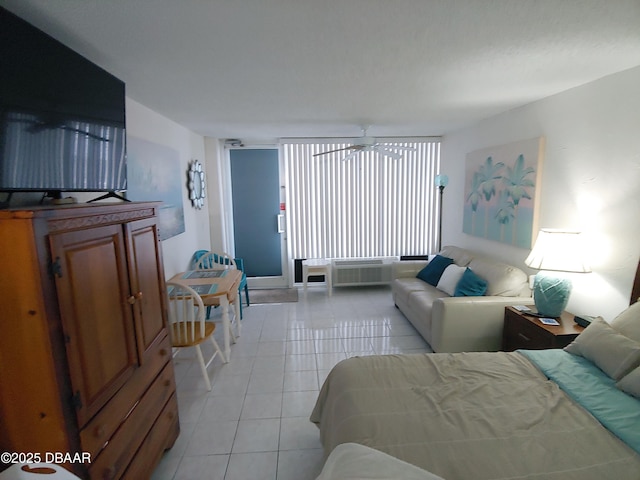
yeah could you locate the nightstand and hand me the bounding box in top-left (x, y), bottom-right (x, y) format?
top-left (502, 306), bottom-right (584, 351)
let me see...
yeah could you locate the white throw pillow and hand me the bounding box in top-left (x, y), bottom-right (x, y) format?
top-left (436, 264), bottom-right (466, 296)
top-left (617, 366), bottom-right (640, 399)
top-left (609, 301), bottom-right (640, 342)
top-left (565, 317), bottom-right (640, 380)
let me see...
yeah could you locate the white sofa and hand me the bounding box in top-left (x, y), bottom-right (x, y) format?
top-left (392, 246), bottom-right (533, 352)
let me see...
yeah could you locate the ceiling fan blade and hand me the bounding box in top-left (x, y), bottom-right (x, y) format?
top-left (313, 146), bottom-right (358, 157)
top-left (341, 149), bottom-right (361, 162)
top-left (376, 147), bottom-right (402, 160)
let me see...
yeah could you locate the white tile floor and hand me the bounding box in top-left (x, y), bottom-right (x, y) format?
top-left (151, 285), bottom-right (432, 480)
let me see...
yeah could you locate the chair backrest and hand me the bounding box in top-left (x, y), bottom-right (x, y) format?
top-left (191, 249), bottom-right (209, 269)
top-left (234, 257), bottom-right (246, 274)
top-left (166, 281), bottom-right (206, 345)
top-left (194, 251), bottom-right (237, 270)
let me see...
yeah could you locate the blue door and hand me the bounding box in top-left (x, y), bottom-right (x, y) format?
top-left (229, 148), bottom-right (287, 287)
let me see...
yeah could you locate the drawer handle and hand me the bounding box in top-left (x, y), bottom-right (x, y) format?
top-left (159, 348), bottom-right (168, 356)
top-left (94, 425), bottom-right (105, 438)
top-left (517, 333), bottom-right (531, 342)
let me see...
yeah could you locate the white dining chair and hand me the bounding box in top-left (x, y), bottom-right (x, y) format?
top-left (166, 281), bottom-right (225, 391)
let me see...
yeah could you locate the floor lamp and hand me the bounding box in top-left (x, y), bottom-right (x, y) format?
top-left (434, 174), bottom-right (448, 252)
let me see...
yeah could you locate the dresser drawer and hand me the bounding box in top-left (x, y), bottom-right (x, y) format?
top-left (503, 312), bottom-right (550, 350)
top-left (81, 332), bottom-right (171, 458)
top-left (121, 393), bottom-right (180, 480)
top-left (87, 358), bottom-right (176, 480)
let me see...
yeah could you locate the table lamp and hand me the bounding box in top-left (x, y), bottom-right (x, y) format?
top-left (524, 229), bottom-right (591, 317)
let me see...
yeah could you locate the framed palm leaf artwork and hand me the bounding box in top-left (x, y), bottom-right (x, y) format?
top-left (463, 137), bottom-right (544, 248)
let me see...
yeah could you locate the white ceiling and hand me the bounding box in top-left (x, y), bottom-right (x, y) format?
top-left (2, 0), bottom-right (640, 140)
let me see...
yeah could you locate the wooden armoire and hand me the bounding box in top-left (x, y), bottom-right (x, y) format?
top-left (0, 202), bottom-right (179, 479)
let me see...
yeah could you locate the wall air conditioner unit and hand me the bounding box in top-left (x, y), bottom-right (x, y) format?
top-left (332, 257), bottom-right (399, 287)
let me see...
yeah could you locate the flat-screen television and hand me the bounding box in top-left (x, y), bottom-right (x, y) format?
top-left (0, 6), bottom-right (126, 197)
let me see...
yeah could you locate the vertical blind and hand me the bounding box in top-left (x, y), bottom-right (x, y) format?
top-left (282, 139), bottom-right (441, 259)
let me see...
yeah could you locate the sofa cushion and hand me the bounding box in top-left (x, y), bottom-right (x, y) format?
top-left (467, 258), bottom-right (528, 297)
top-left (454, 268), bottom-right (488, 297)
top-left (407, 288), bottom-right (450, 333)
top-left (440, 246), bottom-right (473, 266)
top-left (393, 278), bottom-right (432, 305)
top-left (417, 255), bottom-right (453, 286)
top-left (436, 264), bottom-right (467, 296)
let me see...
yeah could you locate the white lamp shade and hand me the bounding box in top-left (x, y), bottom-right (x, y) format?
top-left (525, 229), bottom-right (591, 273)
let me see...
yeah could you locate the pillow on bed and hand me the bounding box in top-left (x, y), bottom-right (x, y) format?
top-left (565, 317), bottom-right (640, 380)
top-left (609, 301), bottom-right (640, 342)
top-left (436, 264), bottom-right (466, 295)
top-left (454, 267), bottom-right (488, 297)
top-left (416, 255), bottom-right (453, 286)
top-left (617, 366), bottom-right (640, 399)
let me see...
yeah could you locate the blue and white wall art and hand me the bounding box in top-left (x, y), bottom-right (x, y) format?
top-left (126, 136), bottom-right (185, 240)
top-left (463, 137), bottom-right (544, 248)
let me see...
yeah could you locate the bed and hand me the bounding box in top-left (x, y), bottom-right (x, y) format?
top-left (310, 261), bottom-right (640, 479)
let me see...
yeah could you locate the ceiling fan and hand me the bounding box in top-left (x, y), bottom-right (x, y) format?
top-left (313, 127), bottom-right (415, 161)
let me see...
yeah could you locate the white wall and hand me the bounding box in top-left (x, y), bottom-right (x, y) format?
top-left (442, 66), bottom-right (640, 321)
top-left (125, 98), bottom-right (211, 278)
top-left (204, 138), bottom-right (231, 253)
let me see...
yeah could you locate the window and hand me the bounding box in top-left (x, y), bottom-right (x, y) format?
top-left (282, 138), bottom-right (442, 259)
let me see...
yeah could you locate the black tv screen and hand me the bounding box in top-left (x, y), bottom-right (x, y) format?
top-left (0, 7), bottom-right (126, 194)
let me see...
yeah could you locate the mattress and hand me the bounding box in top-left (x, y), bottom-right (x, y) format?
top-left (310, 351), bottom-right (640, 480)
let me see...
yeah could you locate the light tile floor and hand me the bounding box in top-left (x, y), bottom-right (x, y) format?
top-left (151, 285), bottom-right (432, 480)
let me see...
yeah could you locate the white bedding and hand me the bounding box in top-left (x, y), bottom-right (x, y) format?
top-left (317, 443), bottom-right (444, 480)
top-left (310, 351), bottom-right (640, 480)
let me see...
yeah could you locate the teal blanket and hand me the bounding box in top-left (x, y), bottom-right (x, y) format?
top-left (520, 349), bottom-right (640, 455)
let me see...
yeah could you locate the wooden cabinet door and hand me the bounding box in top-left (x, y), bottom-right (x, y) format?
top-left (50, 224), bottom-right (138, 427)
top-left (125, 217), bottom-right (167, 364)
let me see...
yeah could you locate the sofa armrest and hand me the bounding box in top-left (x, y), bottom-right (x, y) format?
top-left (392, 260), bottom-right (428, 279)
top-left (430, 296), bottom-right (534, 353)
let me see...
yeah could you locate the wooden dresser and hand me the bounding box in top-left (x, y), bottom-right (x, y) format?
top-left (0, 202), bottom-right (179, 479)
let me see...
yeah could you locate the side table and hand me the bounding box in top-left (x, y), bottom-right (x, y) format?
top-left (502, 306), bottom-right (584, 351)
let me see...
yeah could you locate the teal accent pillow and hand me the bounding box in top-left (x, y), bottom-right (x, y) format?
top-left (416, 255), bottom-right (454, 286)
top-left (454, 268), bottom-right (488, 296)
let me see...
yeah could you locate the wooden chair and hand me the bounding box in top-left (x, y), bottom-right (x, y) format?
top-left (166, 281), bottom-right (225, 391)
top-left (192, 250), bottom-right (249, 328)
top-left (192, 250), bottom-right (249, 319)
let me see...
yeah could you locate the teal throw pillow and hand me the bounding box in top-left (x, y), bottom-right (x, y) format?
top-left (454, 268), bottom-right (488, 296)
top-left (416, 255), bottom-right (454, 286)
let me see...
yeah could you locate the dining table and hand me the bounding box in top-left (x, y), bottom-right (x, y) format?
top-left (168, 268), bottom-right (242, 361)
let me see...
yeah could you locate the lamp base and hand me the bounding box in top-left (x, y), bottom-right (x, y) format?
top-left (532, 272), bottom-right (572, 318)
